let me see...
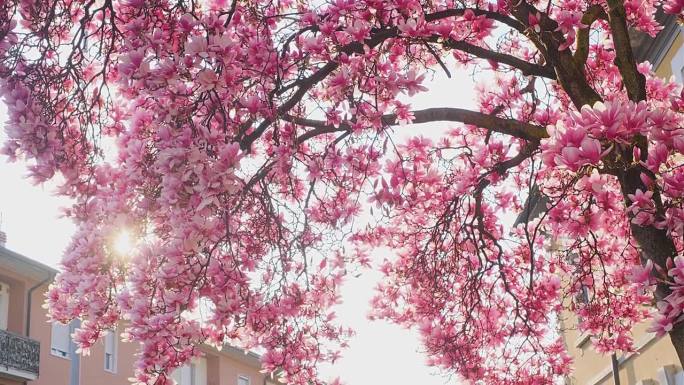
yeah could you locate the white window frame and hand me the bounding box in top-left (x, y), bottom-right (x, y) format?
top-left (50, 322), bottom-right (71, 359)
top-left (238, 375), bottom-right (250, 385)
top-left (104, 329), bottom-right (118, 373)
top-left (671, 28), bottom-right (684, 83)
top-left (172, 364), bottom-right (190, 385)
top-left (0, 281), bottom-right (9, 330)
top-left (171, 357), bottom-right (206, 385)
top-left (673, 368), bottom-right (684, 385)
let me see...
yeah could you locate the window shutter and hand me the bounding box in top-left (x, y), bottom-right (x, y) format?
top-left (104, 330), bottom-right (117, 371)
top-left (171, 358), bottom-right (206, 385)
top-left (51, 322), bottom-right (71, 357)
top-left (0, 282), bottom-right (9, 330)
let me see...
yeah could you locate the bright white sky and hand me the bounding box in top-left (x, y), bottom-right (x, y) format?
top-left (0, 68), bottom-right (479, 385)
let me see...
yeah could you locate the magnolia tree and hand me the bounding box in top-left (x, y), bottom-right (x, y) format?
top-left (3, 0), bottom-right (684, 383)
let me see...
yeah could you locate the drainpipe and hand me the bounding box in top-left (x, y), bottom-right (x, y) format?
top-left (611, 353), bottom-right (621, 385)
top-left (69, 319), bottom-right (81, 385)
top-left (23, 272), bottom-right (55, 385)
top-left (26, 272), bottom-right (55, 336)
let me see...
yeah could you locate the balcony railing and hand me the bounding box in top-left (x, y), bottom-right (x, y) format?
top-left (0, 328), bottom-right (40, 380)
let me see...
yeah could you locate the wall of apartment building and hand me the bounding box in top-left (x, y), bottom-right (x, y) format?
top-left (28, 285), bottom-right (268, 385)
top-left (35, 297), bottom-right (270, 385)
top-left (0, 242), bottom-right (266, 385)
top-left (560, 307), bottom-right (606, 384)
top-left (28, 282), bottom-right (71, 385)
top-left (82, 341), bottom-right (270, 385)
top-left (1, 252), bottom-right (270, 385)
top-left (0, 263), bottom-right (60, 385)
top-left (0, 373), bottom-right (22, 385)
top-left (79, 324), bottom-right (139, 385)
top-left (0, 269), bottom-right (28, 337)
top-left (0, 268), bottom-right (26, 385)
top-left (561, 308), bottom-right (681, 385)
top-left (596, 334), bottom-right (680, 385)
top-left (215, 350), bottom-right (266, 385)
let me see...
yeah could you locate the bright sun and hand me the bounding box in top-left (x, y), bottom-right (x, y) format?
top-left (113, 230), bottom-right (134, 256)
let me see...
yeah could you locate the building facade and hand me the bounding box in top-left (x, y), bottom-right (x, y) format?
top-left (0, 238), bottom-right (274, 385)
top-left (560, 16), bottom-right (684, 385)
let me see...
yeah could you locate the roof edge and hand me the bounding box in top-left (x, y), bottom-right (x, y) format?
top-left (0, 246), bottom-right (59, 275)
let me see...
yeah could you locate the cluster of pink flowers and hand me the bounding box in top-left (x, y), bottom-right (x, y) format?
top-left (541, 101), bottom-right (655, 172)
top-left (5, 0), bottom-right (684, 384)
top-left (642, 257), bottom-right (684, 337)
top-left (664, 0), bottom-right (684, 20)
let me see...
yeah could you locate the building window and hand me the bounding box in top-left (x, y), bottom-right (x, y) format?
top-left (171, 358), bottom-right (206, 385)
top-left (575, 284), bottom-right (592, 322)
top-left (50, 322), bottom-right (71, 358)
top-left (172, 364), bottom-right (191, 385)
top-left (238, 375), bottom-right (250, 385)
top-left (573, 284), bottom-right (593, 348)
top-left (671, 31), bottom-right (684, 83)
top-left (104, 329), bottom-right (117, 373)
top-left (577, 284), bottom-right (590, 305)
top-left (0, 281), bottom-right (9, 330)
top-left (190, 363), bottom-right (197, 385)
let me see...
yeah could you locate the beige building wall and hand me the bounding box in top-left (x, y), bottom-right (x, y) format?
top-left (79, 324), bottom-right (139, 385)
top-left (215, 349), bottom-right (268, 385)
top-left (560, 308), bottom-right (682, 385)
top-left (0, 271), bottom-right (27, 336)
top-left (0, 252), bottom-right (61, 385)
top-left (0, 269), bottom-right (29, 385)
top-left (28, 282), bottom-right (70, 385)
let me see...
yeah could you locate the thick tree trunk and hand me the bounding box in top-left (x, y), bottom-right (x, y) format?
top-left (618, 164), bottom-right (684, 366)
top-left (631, 221), bottom-right (684, 363)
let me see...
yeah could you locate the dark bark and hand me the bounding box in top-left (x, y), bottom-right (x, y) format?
top-left (617, 161), bottom-right (684, 365)
top-left (286, 107), bottom-right (550, 143)
top-left (605, 0), bottom-right (647, 102)
top-left (574, 5), bottom-right (608, 66)
top-left (507, 0), bottom-right (602, 108)
top-left (432, 37), bottom-right (557, 79)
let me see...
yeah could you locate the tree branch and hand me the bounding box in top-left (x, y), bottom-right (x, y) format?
top-left (425, 8), bottom-right (527, 33)
top-left (508, 0), bottom-right (603, 107)
top-left (605, 0), bottom-right (647, 102)
top-left (475, 142), bottom-right (540, 196)
top-left (428, 36), bottom-right (556, 79)
top-left (574, 5), bottom-right (608, 67)
top-left (239, 7), bottom-right (552, 151)
top-left (288, 107), bottom-right (549, 143)
top-left (239, 27), bottom-right (398, 150)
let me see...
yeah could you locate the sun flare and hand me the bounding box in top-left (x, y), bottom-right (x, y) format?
top-left (113, 230), bottom-right (134, 256)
